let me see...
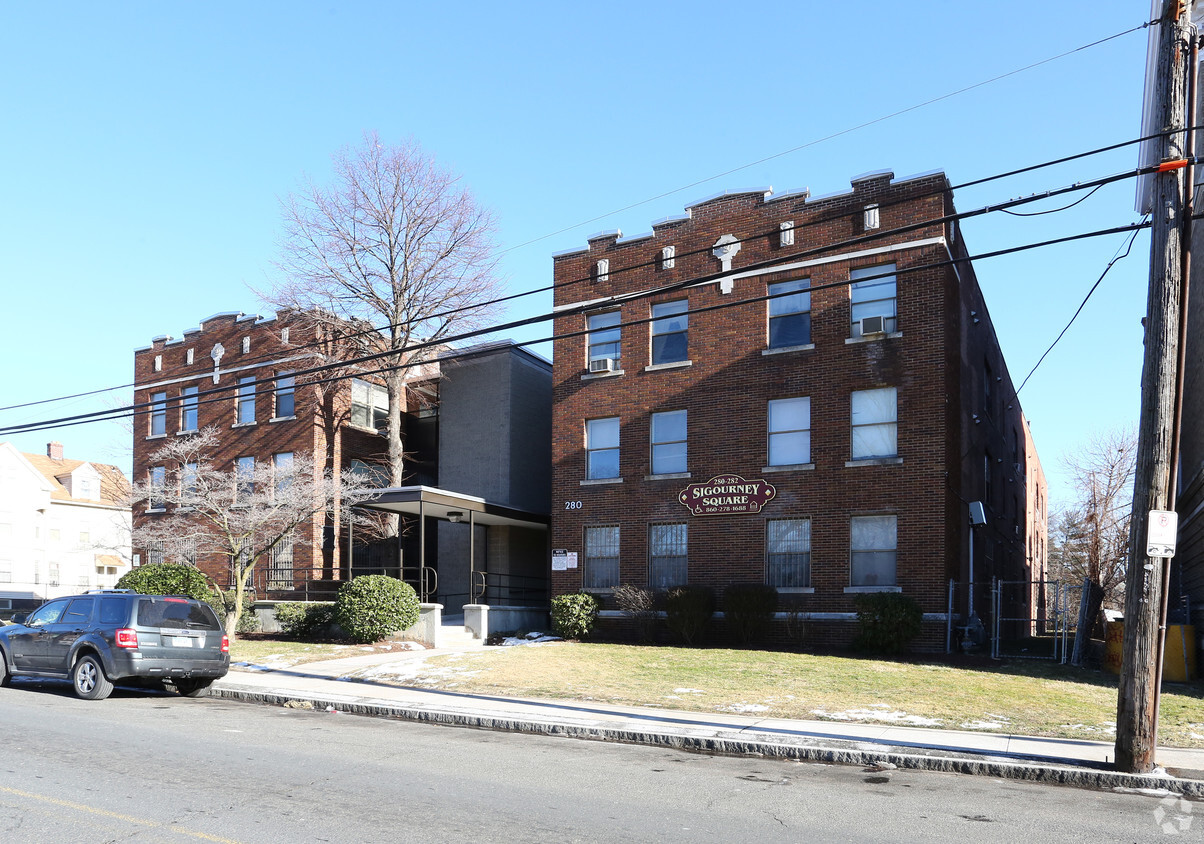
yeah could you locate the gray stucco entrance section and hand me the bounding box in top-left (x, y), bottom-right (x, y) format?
top-left (357, 485), bottom-right (550, 615)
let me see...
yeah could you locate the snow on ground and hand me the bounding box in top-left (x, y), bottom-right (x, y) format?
top-left (1061, 723), bottom-right (1117, 734)
top-left (350, 652), bottom-right (481, 687)
top-left (500, 632), bottom-right (562, 646)
top-left (811, 707), bottom-right (943, 727)
top-left (720, 703), bottom-right (771, 713)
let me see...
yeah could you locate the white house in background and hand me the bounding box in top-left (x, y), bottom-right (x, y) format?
top-left (0, 441), bottom-right (131, 615)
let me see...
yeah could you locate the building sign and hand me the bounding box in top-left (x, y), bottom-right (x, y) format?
top-left (552, 549), bottom-right (578, 571)
top-left (678, 474), bottom-right (777, 516)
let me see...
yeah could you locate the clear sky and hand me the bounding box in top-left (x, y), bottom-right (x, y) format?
top-left (0, 2), bottom-right (1158, 508)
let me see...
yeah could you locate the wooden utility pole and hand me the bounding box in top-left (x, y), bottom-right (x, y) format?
top-left (1114, 0), bottom-right (1190, 775)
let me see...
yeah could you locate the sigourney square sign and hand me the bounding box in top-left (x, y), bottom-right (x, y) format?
top-left (679, 474), bottom-right (777, 516)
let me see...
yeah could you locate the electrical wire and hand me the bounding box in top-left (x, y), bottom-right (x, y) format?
top-left (0, 218), bottom-right (1152, 438)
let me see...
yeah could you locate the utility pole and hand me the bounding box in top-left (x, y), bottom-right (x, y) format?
top-left (1114, 0), bottom-right (1191, 775)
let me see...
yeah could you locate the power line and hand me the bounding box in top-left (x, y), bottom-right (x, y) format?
top-left (0, 127), bottom-right (1189, 418)
top-left (0, 218), bottom-right (1151, 438)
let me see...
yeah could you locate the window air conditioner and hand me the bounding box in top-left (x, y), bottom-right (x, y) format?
top-left (859, 315), bottom-right (887, 335)
top-left (589, 358), bottom-right (616, 373)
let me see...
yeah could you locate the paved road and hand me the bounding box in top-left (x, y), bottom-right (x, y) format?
top-left (0, 680), bottom-right (1195, 843)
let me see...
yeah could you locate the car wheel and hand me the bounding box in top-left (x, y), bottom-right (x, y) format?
top-left (0, 651), bottom-right (10, 687)
top-left (173, 678), bottom-right (214, 698)
top-left (72, 655), bottom-right (113, 700)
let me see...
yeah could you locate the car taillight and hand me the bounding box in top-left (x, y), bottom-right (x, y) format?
top-left (221, 635), bottom-right (229, 653)
top-left (115, 628), bottom-right (139, 649)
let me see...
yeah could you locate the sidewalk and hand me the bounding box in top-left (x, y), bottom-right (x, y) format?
top-left (212, 643), bottom-right (1204, 797)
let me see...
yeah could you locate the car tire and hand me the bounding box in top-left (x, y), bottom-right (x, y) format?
top-left (0, 651), bottom-right (10, 688)
top-left (72, 655), bottom-right (114, 700)
top-left (173, 679), bottom-right (213, 698)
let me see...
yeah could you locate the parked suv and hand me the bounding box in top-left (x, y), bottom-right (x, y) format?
top-left (0, 589), bottom-right (229, 700)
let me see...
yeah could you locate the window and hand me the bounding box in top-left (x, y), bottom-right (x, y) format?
top-left (587, 311), bottom-right (621, 370)
top-left (181, 461), bottom-right (198, 501)
top-left (850, 263), bottom-right (897, 336)
top-left (273, 452), bottom-right (294, 493)
top-left (236, 376), bottom-right (256, 424)
top-left (586, 417), bottom-right (620, 480)
top-left (148, 466), bottom-right (166, 511)
top-left (269, 533), bottom-right (294, 590)
top-left (77, 477), bottom-right (95, 499)
top-left (235, 456), bottom-right (255, 499)
top-left (0, 566), bottom-right (10, 583)
top-left (583, 526), bottom-right (620, 589)
top-left (351, 379), bottom-right (388, 431)
top-left (150, 392), bottom-right (167, 436)
top-left (768, 279), bottom-right (811, 348)
top-left (79, 531), bottom-right (90, 545)
top-left (850, 515), bottom-right (897, 587)
top-left (181, 386), bottom-right (199, 432)
top-left (767, 519), bottom-right (811, 588)
top-left (350, 459), bottom-right (389, 487)
top-left (651, 300), bottom-right (688, 365)
top-left (48, 563), bottom-right (61, 587)
top-left (984, 453), bottom-right (993, 504)
top-left (275, 372), bottom-right (295, 418)
top-left (983, 359), bottom-right (994, 416)
top-left (650, 410), bottom-right (687, 475)
top-left (768, 397), bottom-right (810, 466)
top-left (851, 388), bottom-right (897, 459)
top-left (649, 523), bottom-right (687, 589)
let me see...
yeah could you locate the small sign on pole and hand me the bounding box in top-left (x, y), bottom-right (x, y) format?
top-left (1146, 510), bottom-right (1178, 558)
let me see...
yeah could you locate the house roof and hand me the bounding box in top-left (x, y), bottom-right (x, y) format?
top-left (20, 451), bottom-right (130, 506)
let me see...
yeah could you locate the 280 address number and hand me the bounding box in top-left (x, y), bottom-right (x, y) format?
top-left (564, 501), bottom-right (583, 510)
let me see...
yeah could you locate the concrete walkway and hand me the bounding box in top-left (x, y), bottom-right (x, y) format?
top-left (212, 642), bottom-right (1204, 797)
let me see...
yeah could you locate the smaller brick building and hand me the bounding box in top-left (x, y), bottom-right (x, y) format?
top-left (133, 313), bottom-right (551, 613)
top-left (549, 170), bottom-right (1048, 649)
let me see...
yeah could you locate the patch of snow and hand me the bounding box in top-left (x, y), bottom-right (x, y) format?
top-left (721, 704), bottom-right (770, 713)
top-left (811, 707), bottom-right (943, 727)
top-left (673, 688), bottom-right (704, 694)
top-left (960, 721), bottom-right (1006, 731)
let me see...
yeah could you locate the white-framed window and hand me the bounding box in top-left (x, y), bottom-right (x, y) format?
top-left (583, 525), bottom-right (620, 590)
top-left (587, 311), bottom-right (621, 370)
top-left (649, 523), bottom-right (687, 589)
top-left (850, 263), bottom-right (897, 336)
top-left (180, 461), bottom-right (198, 502)
top-left (148, 466), bottom-right (166, 511)
top-left (275, 372), bottom-right (295, 418)
top-left (651, 300), bottom-right (688, 365)
top-left (150, 392), bottom-right (167, 436)
top-left (850, 515), bottom-right (897, 587)
top-left (768, 279), bottom-right (811, 348)
top-left (767, 518), bottom-right (811, 588)
top-left (181, 385), bottom-right (199, 432)
top-left (268, 533), bottom-right (294, 591)
top-left (351, 379), bottom-right (388, 431)
top-left (236, 377), bottom-right (256, 424)
top-left (851, 387), bottom-right (897, 459)
top-left (273, 452), bottom-right (294, 494)
top-left (77, 477), bottom-right (95, 500)
top-left (48, 562), bottom-right (61, 586)
top-left (235, 456), bottom-right (255, 499)
top-left (768, 397), bottom-right (810, 466)
top-left (586, 417), bottom-right (620, 480)
top-left (650, 410), bottom-right (687, 475)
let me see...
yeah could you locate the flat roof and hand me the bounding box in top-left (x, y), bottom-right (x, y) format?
top-left (357, 485), bottom-right (549, 530)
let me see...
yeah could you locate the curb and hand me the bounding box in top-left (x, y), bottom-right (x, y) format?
top-left (212, 684), bottom-right (1204, 798)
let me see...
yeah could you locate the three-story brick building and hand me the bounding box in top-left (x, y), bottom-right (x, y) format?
top-left (549, 170), bottom-right (1048, 648)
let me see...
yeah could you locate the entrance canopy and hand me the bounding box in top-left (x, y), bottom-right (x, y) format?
top-left (358, 485), bottom-right (549, 530)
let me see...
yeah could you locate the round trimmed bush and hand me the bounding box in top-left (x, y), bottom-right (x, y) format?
top-left (334, 576), bottom-right (419, 643)
top-left (550, 592), bottom-right (600, 640)
top-left (117, 563), bottom-right (213, 600)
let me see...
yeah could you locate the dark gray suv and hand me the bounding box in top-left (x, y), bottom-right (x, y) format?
top-left (0, 589), bottom-right (229, 700)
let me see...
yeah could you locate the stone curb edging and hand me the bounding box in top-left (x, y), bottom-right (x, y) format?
top-left (211, 685), bottom-right (1204, 798)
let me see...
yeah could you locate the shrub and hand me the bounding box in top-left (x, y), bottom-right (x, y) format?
top-left (117, 563), bottom-right (214, 601)
top-left (614, 584), bottom-right (657, 642)
top-left (723, 584), bottom-right (779, 646)
top-left (274, 602), bottom-right (336, 638)
top-left (852, 592), bottom-right (923, 654)
top-left (664, 585), bottom-right (715, 646)
top-left (550, 593), bottom-right (600, 640)
top-left (334, 576), bottom-right (420, 644)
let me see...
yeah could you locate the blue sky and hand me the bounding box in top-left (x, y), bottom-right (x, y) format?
top-left (0, 2), bottom-right (1156, 507)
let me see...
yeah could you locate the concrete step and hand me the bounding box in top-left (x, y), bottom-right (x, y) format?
top-left (438, 625), bottom-right (483, 649)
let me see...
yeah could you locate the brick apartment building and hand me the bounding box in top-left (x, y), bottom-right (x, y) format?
top-left (133, 312), bottom-right (550, 613)
top-left (549, 170), bottom-right (1048, 649)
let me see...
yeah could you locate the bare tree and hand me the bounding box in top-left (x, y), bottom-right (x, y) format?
top-left (128, 428), bottom-right (380, 640)
top-left (1050, 428), bottom-right (1137, 641)
top-left (268, 133), bottom-right (504, 532)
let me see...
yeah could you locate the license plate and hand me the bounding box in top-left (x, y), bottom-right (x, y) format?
top-left (171, 636), bottom-right (194, 647)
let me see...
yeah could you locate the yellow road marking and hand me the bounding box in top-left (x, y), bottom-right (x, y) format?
top-left (0, 785), bottom-right (243, 843)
